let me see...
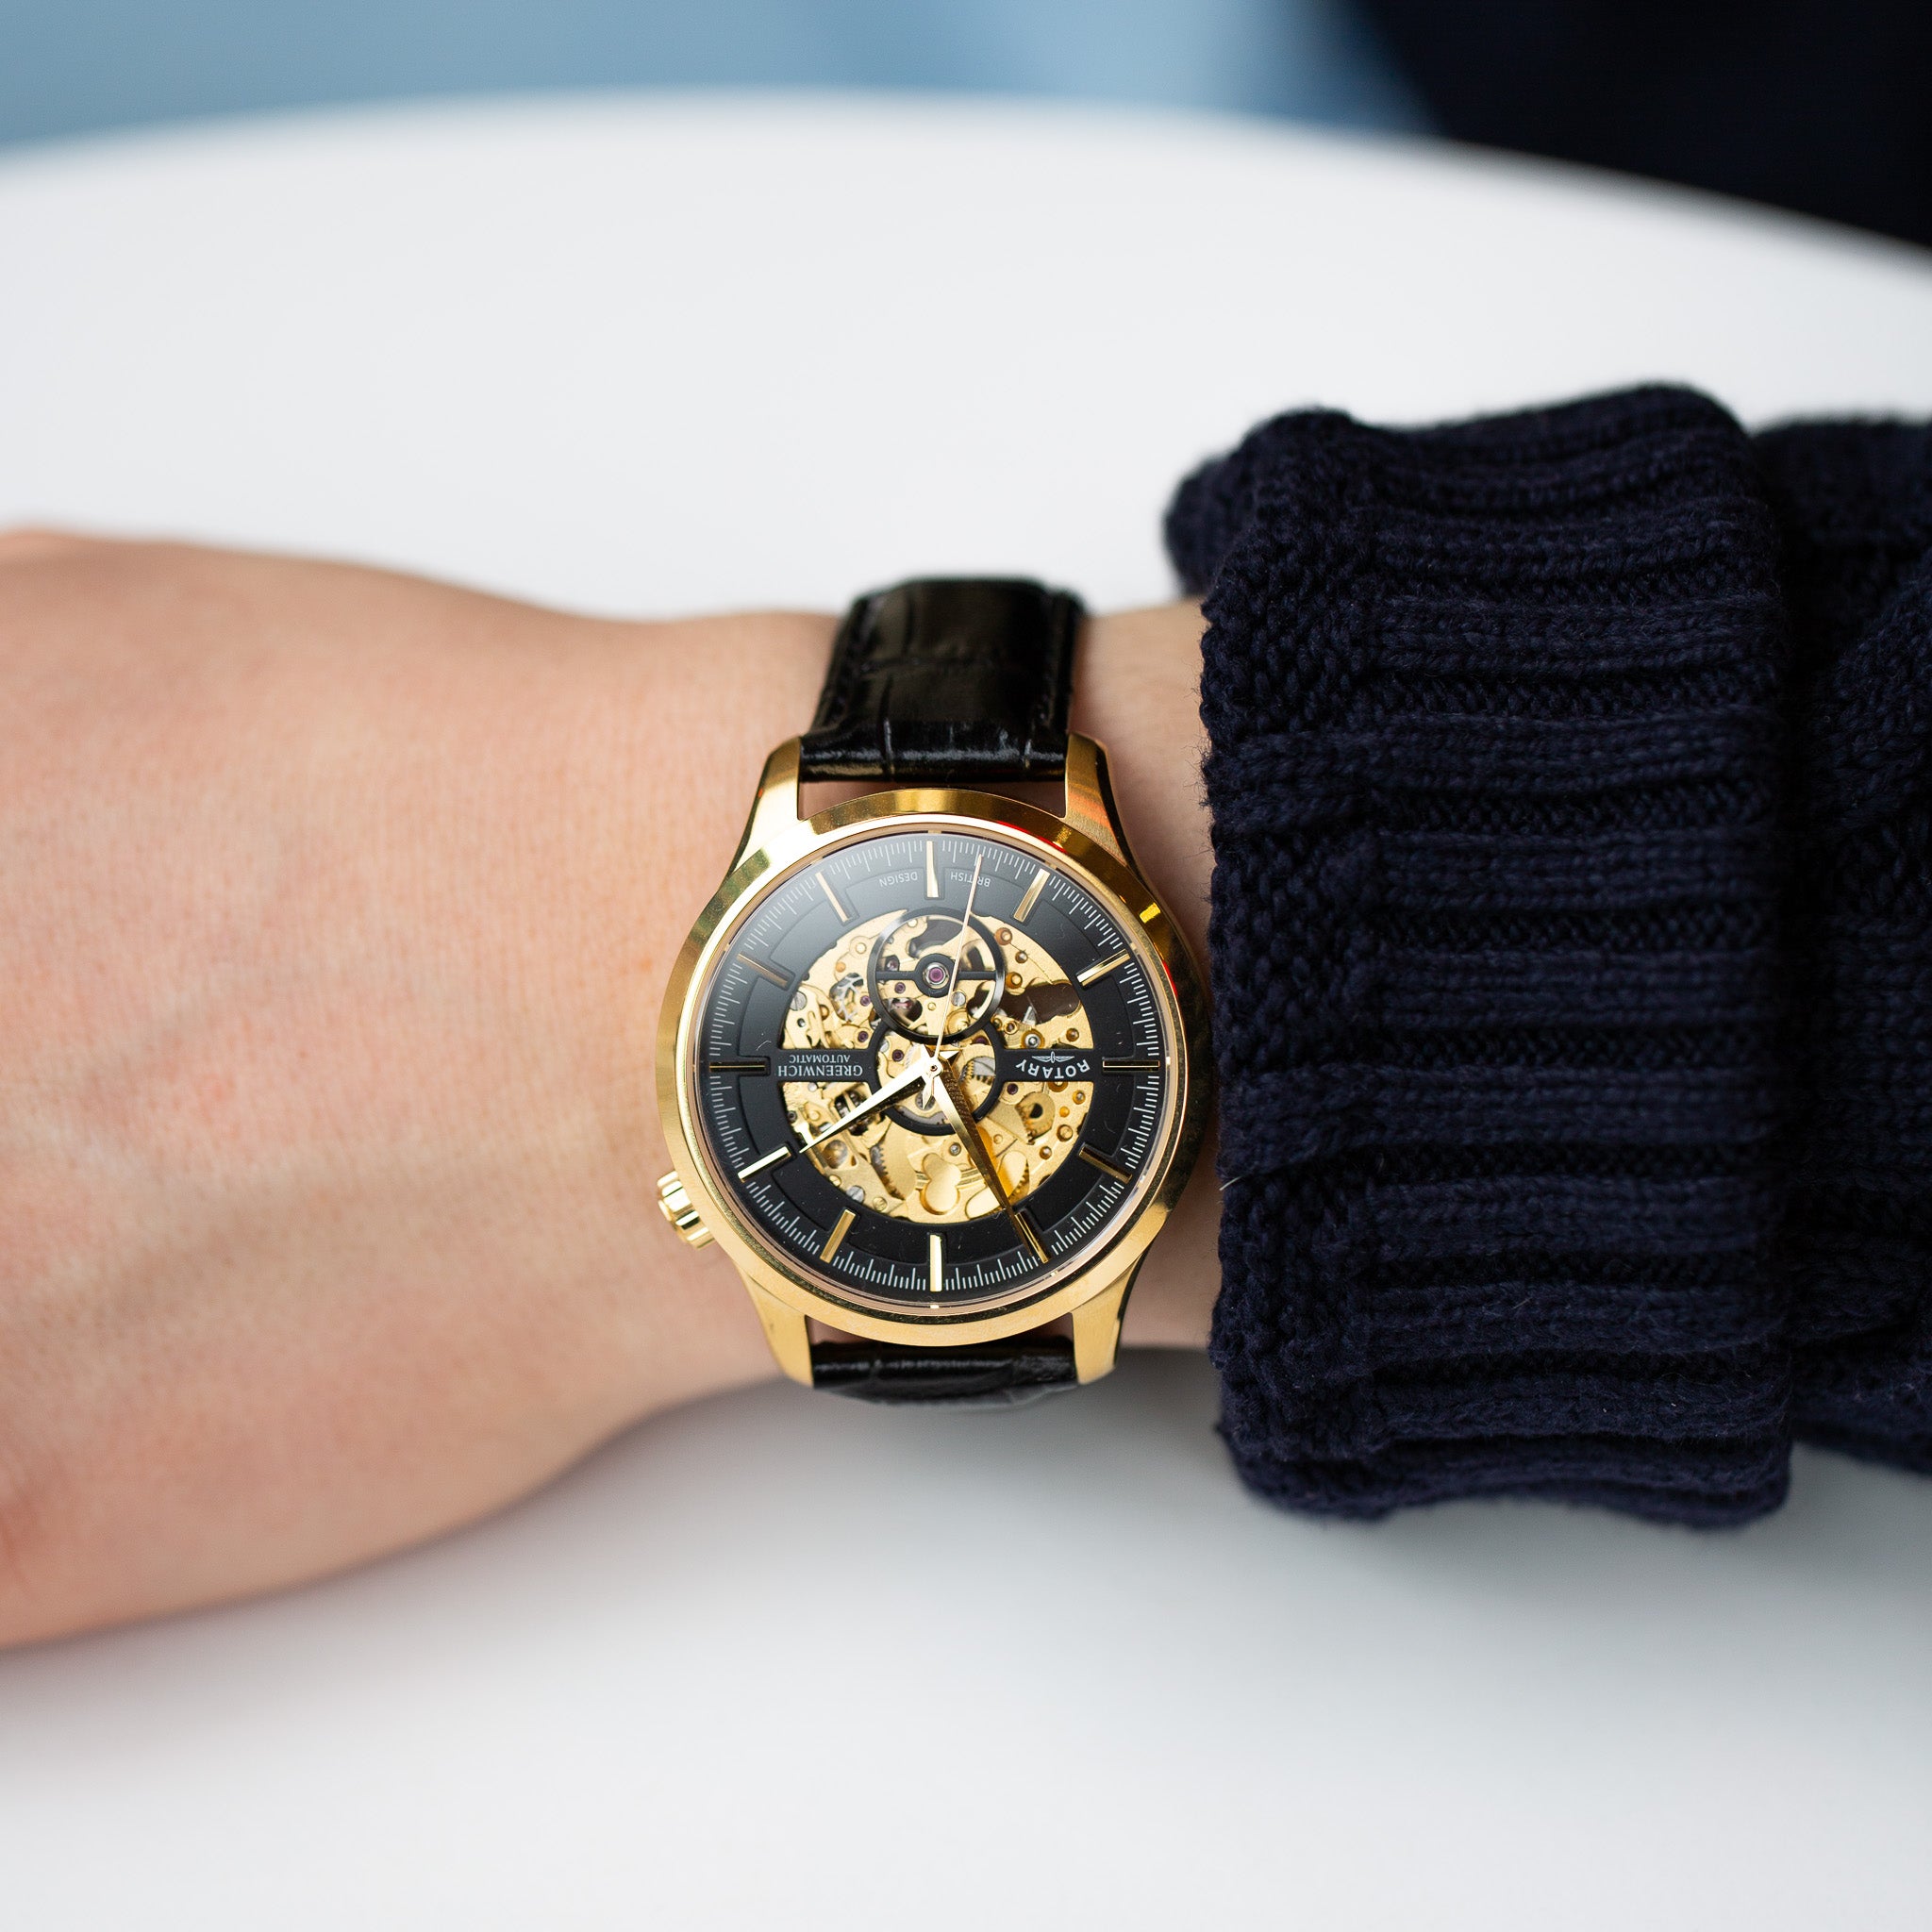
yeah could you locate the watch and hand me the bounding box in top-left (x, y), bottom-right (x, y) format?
top-left (654, 578), bottom-right (1211, 1405)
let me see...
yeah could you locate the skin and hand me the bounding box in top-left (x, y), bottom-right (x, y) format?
top-left (0, 531), bottom-right (1217, 1648)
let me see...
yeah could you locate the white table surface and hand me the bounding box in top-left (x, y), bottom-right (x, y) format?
top-left (2, 95), bottom-right (1929, 1932)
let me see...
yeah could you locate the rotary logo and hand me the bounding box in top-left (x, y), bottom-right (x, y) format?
top-left (1008, 1047), bottom-right (1095, 1083)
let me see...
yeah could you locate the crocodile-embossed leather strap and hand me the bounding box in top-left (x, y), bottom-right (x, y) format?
top-left (799, 577), bottom-right (1082, 784)
top-left (801, 576), bottom-right (1088, 1404)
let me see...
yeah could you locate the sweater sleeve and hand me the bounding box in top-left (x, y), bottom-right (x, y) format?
top-left (1167, 386), bottom-right (1819, 1525)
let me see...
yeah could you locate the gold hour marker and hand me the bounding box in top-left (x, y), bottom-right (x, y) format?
top-left (736, 1145), bottom-right (791, 1180)
top-left (817, 873), bottom-right (850, 922)
top-left (1013, 1209), bottom-right (1048, 1264)
top-left (1013, 866), bottom-right (1048, 923)
top-left (928, 1232), bottom-right (943, 1294)
top-left (1078, 1146), bottom-right (1132, 1185)
top-left (925, 841), bottom-right (940, 898)
top-left (820, 1208), bottom-right (856, 1261)
top-left (706, 1058), bottom-right (770, 1074)
top-left (736, 952), bottom-right (789, 989)
top-left (1101, 1058), bottom-right (1159, 1073)
top-left (1077, 949), bottom-right (1129, 986)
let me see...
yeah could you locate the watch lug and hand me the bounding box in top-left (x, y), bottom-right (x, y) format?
top-left (730, 737), bottom-right (808, 871)
top-left (1069, 1260), bottom-right (1141, 1385)
top-left (1062, 732), bottom-right (1136, 871)
top-left (742, 1277), bottom-right (815, 1387)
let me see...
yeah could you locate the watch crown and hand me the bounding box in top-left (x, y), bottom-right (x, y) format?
top-left (657, 1171), bottom-right (714, 1249)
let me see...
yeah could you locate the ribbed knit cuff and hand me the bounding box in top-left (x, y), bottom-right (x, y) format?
top-left (1758, 420), bottom-right (1932, 1474)
top-left (1169, 387), bottom-right (1792, 1524)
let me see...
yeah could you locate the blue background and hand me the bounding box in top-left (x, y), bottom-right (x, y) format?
top-left (0, 0), bottom-right (1426, 148)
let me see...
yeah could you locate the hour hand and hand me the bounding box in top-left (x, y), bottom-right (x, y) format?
top-left (792, 1054), bottom-right (932, 1157)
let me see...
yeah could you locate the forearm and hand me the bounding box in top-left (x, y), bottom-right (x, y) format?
top-left (0, 536), bottom-right (1215, 1643)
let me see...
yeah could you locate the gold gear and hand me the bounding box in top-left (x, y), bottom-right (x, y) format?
top-left (780, 909), bottom-right (1097, 1224)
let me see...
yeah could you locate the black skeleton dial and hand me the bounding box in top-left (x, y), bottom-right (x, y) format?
top-left (688, 826), bottom-right (1174, 1312)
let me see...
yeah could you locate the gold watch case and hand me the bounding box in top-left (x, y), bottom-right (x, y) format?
top-left (654, 732), bottom-right (1211, 1388)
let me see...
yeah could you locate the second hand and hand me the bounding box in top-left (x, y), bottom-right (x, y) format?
top-left (928, 853), bottom-right (985, 1043)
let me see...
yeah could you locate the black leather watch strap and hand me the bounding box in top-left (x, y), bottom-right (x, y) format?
top-left (810, 1337), bottom-right (1078, 1407)
top-left (799, 577), bottom-right (1082, 784)
top-left (799, 576), bottom-right (1086, 1407)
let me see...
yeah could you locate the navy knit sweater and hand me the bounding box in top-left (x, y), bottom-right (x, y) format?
top-left (1166, 387), bottom-right (1932, 1525)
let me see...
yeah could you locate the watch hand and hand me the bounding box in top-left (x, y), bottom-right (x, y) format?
top-left (930, 1050), bottom-right (1047, 1264)
top-left (928, 852), bottom-right (985, 1038)
top-left (791, 1052), bottom-right (935, 1158)
top-left (929, 1054), bottom-right (1003, 1198)
top-left (944, 854), bottom-right (984, 983)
